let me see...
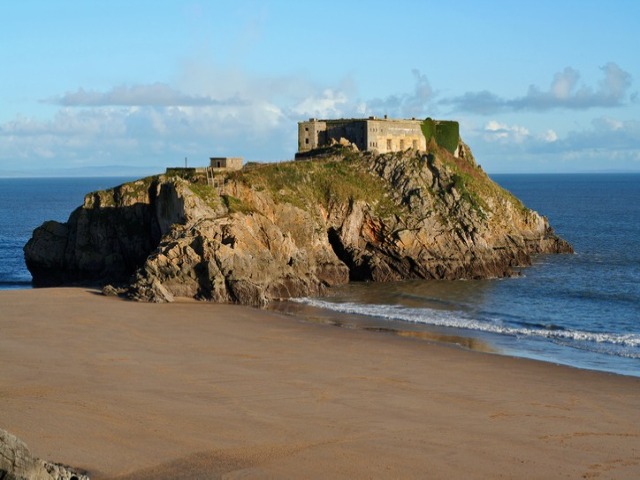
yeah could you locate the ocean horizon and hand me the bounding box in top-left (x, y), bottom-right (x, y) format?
top-left (1, 172), bottom-right (638, 377)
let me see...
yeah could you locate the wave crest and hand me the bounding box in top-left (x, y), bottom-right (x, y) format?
top-left (292, 298), bottom-right (640, 356)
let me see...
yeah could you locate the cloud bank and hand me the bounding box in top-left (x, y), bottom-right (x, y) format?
top-left (363, 69), bottom-right (435, 118)
top-left (0, 63), bottom-right (638, 173)
top-left (443, 63), bottom-right (633, 114)
top-left (47, 84), bottom-right (247, 107)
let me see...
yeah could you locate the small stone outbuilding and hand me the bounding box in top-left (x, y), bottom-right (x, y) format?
top-left (210, 157), bottom-right (243, 170)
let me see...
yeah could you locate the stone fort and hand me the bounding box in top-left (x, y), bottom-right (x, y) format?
top-left (297, 116), bottom-right (460, 156)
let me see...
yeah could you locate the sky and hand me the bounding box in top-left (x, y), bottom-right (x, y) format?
top-left (1, 0), bottom-right (639, 175)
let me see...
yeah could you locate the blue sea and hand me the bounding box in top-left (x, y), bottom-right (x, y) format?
top-left (1, 174), bottom-right (639, 377)
top-left (288, 173), bottom-right (640, 377)
top-left (0, 177), bottom-right (134, 289)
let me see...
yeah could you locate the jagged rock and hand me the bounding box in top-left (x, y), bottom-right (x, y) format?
top-left (24, 143), bottom-right (572, 305)
top-left (101, 284), bottom-right (126, 297)
top-left (0, 429), bottom-right (88, 480)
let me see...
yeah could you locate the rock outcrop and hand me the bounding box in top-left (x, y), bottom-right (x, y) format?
top-left (0, 429), bottom-right (88, 480)
top-left (24, 144), bottom-right (572, 306)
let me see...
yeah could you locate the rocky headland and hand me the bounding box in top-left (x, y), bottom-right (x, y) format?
top-left (24, 143), bottom-right (572, 306)
top-left (0, 429), bottom-right (88, 480)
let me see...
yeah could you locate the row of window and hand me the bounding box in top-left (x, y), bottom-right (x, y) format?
top-left (304, 136), bottom-right (420, 150)
top-left (368, 139), bottom-right (420, 150)
top-left (381, 139), bottom-right (419, 150)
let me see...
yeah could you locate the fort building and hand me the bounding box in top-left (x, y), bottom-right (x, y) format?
top-left (209, 157), bottom-right (243, 170)
top-left (297, 116), bottom-right (460, 157)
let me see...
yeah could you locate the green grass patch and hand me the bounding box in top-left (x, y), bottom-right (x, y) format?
top-left (437, 147), bottom-right (530, 219)
top-left (221, 194), bottom-right (254, 214)
top-left (449, 172), bottom-right (487, 217)
top-left (237, 157), bottom-right (400, 217)
top-left (189, 182), bottom-right (221, 210)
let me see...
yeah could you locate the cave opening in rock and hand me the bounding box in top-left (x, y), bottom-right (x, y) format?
top-left (327, 227), bottom-right (371, 281)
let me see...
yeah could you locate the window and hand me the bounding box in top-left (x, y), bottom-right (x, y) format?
top-left (400, 139), bottom-right (405, 150)
top-left (387, 139), bottom-right (392, 150)
top-left (305, 138), bottom-right (309, 144)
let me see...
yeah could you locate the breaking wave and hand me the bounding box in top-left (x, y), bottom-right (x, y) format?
top-left (292, 297), bottom-right (640, 358)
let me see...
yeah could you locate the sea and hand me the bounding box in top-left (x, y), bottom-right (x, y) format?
top-left (0, 174), bottom-right (639, 377)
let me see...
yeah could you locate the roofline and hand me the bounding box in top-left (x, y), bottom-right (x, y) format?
top-left (299, 116), bottom-right (425, 124)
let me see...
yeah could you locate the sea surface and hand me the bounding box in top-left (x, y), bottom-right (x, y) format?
top-left (1, 174), bottom-right (639, 377)
top-left (286, 173), bottom-right (640, 377)
top-left (0, 177), bottom-right (134, 289)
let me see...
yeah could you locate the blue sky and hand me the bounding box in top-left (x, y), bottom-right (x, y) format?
top-left (1, 0), bottom-right (638, 175)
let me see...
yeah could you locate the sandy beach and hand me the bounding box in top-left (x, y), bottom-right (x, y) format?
top-left (1, 288), bottom-right (638, 479)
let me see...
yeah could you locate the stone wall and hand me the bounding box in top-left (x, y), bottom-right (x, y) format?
top-left (366, 118), bottom-right (426, 153)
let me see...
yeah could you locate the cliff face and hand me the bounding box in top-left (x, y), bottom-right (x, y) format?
top-left (24, 144), bottom-right (572, 306)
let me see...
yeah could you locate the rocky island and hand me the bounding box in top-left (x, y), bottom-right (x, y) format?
top-left (24, 141), bottom-right (572, 306)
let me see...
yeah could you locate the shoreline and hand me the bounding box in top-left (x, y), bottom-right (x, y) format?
top-left (268, 296), bottom-right (640, 379)
top-left (1, 288), bottom-right (639, 479)
top-left (5, 284), bottom-right (639, 379)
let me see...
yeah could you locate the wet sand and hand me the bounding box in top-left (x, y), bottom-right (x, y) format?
top-left (1, 288), bottom-right (638, 479)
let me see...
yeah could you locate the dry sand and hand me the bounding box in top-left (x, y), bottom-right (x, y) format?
top-left (0, 288), bottom-right (638, 479)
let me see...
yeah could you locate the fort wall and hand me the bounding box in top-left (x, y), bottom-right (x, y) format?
top-left (298, 117), bottom-right (432, 155)
top-left (366, 118), bottom-right (426, 153)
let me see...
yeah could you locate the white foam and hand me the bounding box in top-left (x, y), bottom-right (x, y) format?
top-left (293, 297), bottom-right (640, 356)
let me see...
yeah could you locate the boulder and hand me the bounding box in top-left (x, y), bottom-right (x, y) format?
top-left (0, 429), bottom-right (88, 480)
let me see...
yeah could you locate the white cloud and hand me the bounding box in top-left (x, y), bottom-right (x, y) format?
top-left (550, 67), bottom-right (580, 99)
top-left (483, 121), bottom-right (530, 143)
top-left (465, 115), bottom-right (640, 171)
top-left (292, 89), bottom-right (348, 118)
top-left (559, 117), bottom-right (640, 152)
top-left (460, 116), bottom-right (640, 173)
top-left (542, 129), bottom-right (558, 142)
top-left (46, 83), bottom-right (244, 107)
top-left (0, 67), bottom-right (439, 170)
top-left (2, 65), bottom-right (638, 174)
top-left (359, 69), bottom-right (435, 118)
top-left (0, 101), bottom-right (293, 168)
top-left (595, 116), bottom-right (624, 131)
top-left (600, 62), bottom-right (632, 99)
